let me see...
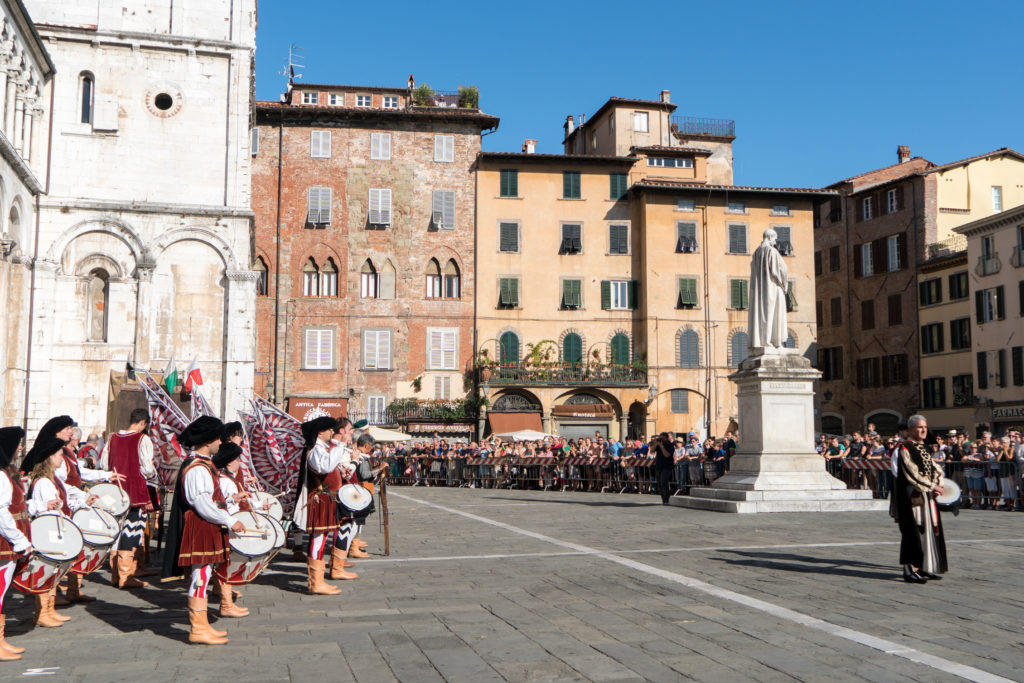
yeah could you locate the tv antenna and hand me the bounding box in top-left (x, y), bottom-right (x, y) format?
top-left (280, 44), bottom-right (305, 88)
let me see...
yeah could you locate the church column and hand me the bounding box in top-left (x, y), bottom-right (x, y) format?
top-left (619, 415), bottom-right (628, 441)
top-left (223, 268), bottom-right (258, 418)
top-left (132, 262), bottom-right (156, 373)
top-left (4, 70), bottom-right (16, 136)
top-left (542, 410), bottom-right (552, 435)
top-left (11, 85), bottom-right (24, 154)
top-left (27, 105), bottom-right (42, 163)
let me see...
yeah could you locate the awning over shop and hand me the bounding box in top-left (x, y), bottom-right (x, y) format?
top-left (487, 412), bottom-right (542, 435)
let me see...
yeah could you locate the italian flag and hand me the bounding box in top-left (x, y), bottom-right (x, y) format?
top-left (184, 357), bottom-right (203, 391)
top-left (163, 356), bottom-right (177, 394)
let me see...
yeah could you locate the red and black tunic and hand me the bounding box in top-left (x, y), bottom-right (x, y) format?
top-left (0, 470), bottom-right (30, 562)
top-left (306, 467), bottom-right (342, 535)
top-left (106, 431), bottom-right (151, 510)
top-left (177, 459), bottom-right (230, 567)
top-left (233, 469), bottom-right (252, 512)
top-left (62, 448), bottom-right (83, 488)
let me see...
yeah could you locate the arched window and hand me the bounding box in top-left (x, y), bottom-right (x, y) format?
top-left (80, 72), bottom-right (94, 124)
top-left (499, 331), bottom-right (519, 365)
top-left (444, 259), bottom-right (461, 299)
top-left (784, 332), bottom-right (796, 349)
top-left (425, 258), bottom-right (441, 298)
top-left (253, 257), bottom-right (268, 296)
top-left (302, 258), bottom-right (319, 297)
top-left (731, 331), bottom-right (749, 367)
top-left (678, 329), bottom-right (700, 367)
top-left (379, 259), bottom-right (396, 299)
top-left (563, 332), bottom-right (583, 365)
top-left (360, 260), bottom-right (378, 298)
top-left (610, 333), bottom-right (626, 366)
top-left (820, 415), bottom-right (843, 435)
top-left (87, 269), bottom-right (109, 342)
top-left (7, 204), bottom-right (19, 247)
top-left (320, 258), bottom-right (338, 297)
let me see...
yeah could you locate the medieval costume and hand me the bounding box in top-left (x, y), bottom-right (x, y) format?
top-left (347, 419), bottom-right (372, 559)
top-left (161, 416), bottom-right (236, 645)
top-left (894, 439), bottom-right (948, 582)
top-left (326, 437), bottom-right (358, 580)
top-left (0, 427), bottom-right (29, 659)
top-left (22, 438), bottom-right (90, 628)
top-left (292, 416), bottom-right (343, 595)
top-left (100, 426), bottom-right (157, 587)
top-left (211, 442), bottom-right (249, 618)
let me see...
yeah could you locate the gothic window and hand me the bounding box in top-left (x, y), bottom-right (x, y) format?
top-left (499, 331), bottom-right (519, 365)
top-left (444, 260), bottom-right (461, 299)
top-left (563, 332), bottom-right (583, 365)
top-left (302, 258), bottom-right (319, 297)
top-left (610, 333), bottom-right (629, 365)
top-left (80, 72), bottom-right (94, 124)
top-left (379, 259), bottom-right (396, 299)
top-left (87, 269), bottom-right (109, 342)
top-left (360, 260), bottom-right (378, 299)
top-left (320, 258), bottom-right (338, 297)
top-left (425, 258), bottom-right (441, 298)
top-left (253, 257), bottom-right (268, 296)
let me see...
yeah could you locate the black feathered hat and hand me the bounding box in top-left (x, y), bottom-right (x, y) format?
top-left (212, 442), bottom-right (243, 469)
top-left (36, 415), bottom-right (76, 443)
top-left (301, 416), bottom-right (337, 447)
top-left (20, 437), bottom-right (67, 474)
top-left (178, 416), bottom-right (225, 449)
top-left (0, 426), bottom-right (25, 469)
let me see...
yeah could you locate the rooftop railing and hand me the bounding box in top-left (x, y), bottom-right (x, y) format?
top-left (671, 116), bottom-right (736, 138)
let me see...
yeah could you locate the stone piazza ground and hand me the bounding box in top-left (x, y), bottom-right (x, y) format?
top-left (4, 488), bottom-right (1022, 682)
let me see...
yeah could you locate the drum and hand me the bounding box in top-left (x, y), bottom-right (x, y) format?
top-left (215, 511), bottom-right (276, 585)
top-left (336, 483), bottom-right (372, 517)
top-left (70, 507), bottom-right (120, 575)
top-left (265, 513), bottom-right (286, 550)
top-left (88, 483), bottom-right (131, 521)
top-left (14, 515), bottom-right (84, 594)
top-left (248, 491), bottom-right (283, 521)
top-left (936, 477), bottom-right (962, 508)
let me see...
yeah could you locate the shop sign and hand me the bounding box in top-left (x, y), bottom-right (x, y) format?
top-left (993, 406), bottom-right (1024, 420)
top-left (552, 404), bottom-right (614, 418)
top-left (287, 397), bottom-right (348, 421)
top-left (407, 422), bottom-right (473, 433)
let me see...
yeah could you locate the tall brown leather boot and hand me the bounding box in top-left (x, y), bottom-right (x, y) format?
top-left (218, 584), bottom-right (249, 617)
top-left (117, 551), bottom-right (148, 589)
top-left (0, 615), bottom-right (23, 658)
top-left (34, 592), bottom-right (63, 628)
top-left (109, 550), bottom-right (120, 587)
top-left (133, 546), bottom-right (158, 578)
top-left (307, 558), bottom-right (340, 595)
top-left (348, 543), bottom-right (370, 559)
top-left (48, 587), bottom-right (70, 622)
top-left (329, 546), bottom-right (358, 580)
top-left (187, 597), bottom-right (228, 645)
top-left (66, 573), bottom-right (96, 603)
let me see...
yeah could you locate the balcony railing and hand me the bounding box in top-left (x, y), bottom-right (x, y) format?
top-left (349, 404), bottom-right (480, 426)
top-left (976, 254), bottom-right (1001, 276)
top-left (480, 363), bottom-right (647, 387)
top-left (671, 116), bottom-right (736, 138)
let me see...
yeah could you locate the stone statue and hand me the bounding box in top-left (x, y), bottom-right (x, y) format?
top-left (748, 228), bottom-right (788, 350)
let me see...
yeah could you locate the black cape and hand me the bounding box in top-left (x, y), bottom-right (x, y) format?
top-left (161, 455), bottom-right (197, 579)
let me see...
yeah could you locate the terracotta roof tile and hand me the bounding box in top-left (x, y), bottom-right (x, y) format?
top-left (635, 180), bottom-right (838, 195)
top-left (920, 147), bottom-right (1024, 174)
top-left (631, 145), bottom-right (712, 156)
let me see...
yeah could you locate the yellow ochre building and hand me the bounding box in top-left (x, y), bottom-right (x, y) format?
top-left (474, 92), bottom-right (834, 441)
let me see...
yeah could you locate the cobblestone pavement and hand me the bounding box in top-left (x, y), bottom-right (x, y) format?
top-left (4, 488), bottom-right (1023, 682)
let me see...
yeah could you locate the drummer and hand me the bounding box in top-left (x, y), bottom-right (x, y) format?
top-left (327, 420), bottom-right (358, 581)
top-left (348, 422), bottom-right (374, 560)
top-left (161, 416), bottom-right (245, 646)
top-left (210, 442), bottom-right (252, 619)
top-left (0, 427), bottom-right (30, 660)
top-left (21, 438), bottom-right (98, 628)
top-left (292, 416), bottom-right (343, 596)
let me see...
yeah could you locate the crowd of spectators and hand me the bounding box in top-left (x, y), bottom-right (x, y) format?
top-left (818, 424), bottom-right (1024, 510)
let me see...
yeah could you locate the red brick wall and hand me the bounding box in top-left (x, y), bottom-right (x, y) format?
top-left (252, 110), bottom-right (481, 412)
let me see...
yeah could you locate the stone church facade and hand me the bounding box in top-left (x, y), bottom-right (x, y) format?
top-left (12, 0), bottom-right (258, 434)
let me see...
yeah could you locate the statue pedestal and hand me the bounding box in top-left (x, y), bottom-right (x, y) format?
top-left (672, 350), bottom-right (888, 513)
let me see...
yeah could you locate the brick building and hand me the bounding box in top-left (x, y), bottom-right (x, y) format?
top-left (814, 146), bottom-right (1024, 435)
top-left (251, 80), bottom-right (498, 430)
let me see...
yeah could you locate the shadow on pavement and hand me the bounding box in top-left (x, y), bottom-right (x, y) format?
top-left (717, 550), bottom-right (898, 580)
top-left (471, 495), bottom-right (662, 508)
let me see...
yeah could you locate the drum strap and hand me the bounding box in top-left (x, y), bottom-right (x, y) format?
top-left (10, 512), bottom-right (28, 521)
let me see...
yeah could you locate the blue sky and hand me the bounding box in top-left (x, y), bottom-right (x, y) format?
top-left (254, 0), bottom-right (1023, 189)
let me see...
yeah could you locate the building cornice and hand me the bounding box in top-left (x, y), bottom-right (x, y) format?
top-left (0, 128), bottom-right (42, 195)
top-left (33, 24), bottom-right (252, 55)
top-left (39, 198), bottom-right (254, 218)
top-left (952, 203), bottom-right (1024, 237)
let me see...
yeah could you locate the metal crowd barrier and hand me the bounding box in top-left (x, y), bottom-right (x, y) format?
top-left (841, 458), bottom-right (1022, 508)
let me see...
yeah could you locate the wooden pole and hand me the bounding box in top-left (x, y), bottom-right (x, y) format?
top-left (379, 473), bottom-right (390, 556)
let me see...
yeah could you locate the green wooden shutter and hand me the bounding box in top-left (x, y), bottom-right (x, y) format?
top-left (678, 278), bottom-right (697, 308)
top-left (510, 278), bottom-right (519, 307)
top-left (731, 280), bottom-right (748, 309)
top-left (628, 280), bottom-right (638, 309)
top-left (611, 334), bottom-right (629, 364)
top-left (977, 351), bottom-right (988, 389)
top-left (499, 223), bottom-right (518, 252)
top-left (609, 173), bottom-right (627, 200)
top-left (786, 281), bottom-right (796, 312)
top-left (610, 224), bottom-right (628, 254)
top-left (563, 333), bottom-right (582, 364)
top-left (500, 169), bottom-right (518, 197)
top-left (563, 171), bottom-right (580, 199)
top-left (996, 285), bottom-right (1005, 319)
top-left (499, 278), bottom-right (511, 306)
top-left (601, 280), bottom-right (611, 310)
top-left (500, 332), bottom-right (519, 365)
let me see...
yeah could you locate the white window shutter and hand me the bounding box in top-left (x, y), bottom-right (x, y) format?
top-left (305, 329), bottom-right (317, 368)
top-left (382, 133), bottom-right (391, 159)
top-left (318, 330), bottom-right (332, 368)
top-left (442, 330), bottom-right (456, 369)
top-left (378, 331), bottom-right (391, 369)
top-left (364, 331), bottom-right (378, 369)
top-left (428, 329), bottom-right (443, 369)
top-left (445, 136), bottom-right (454, 161)
top-left (369, 189), bottom-right (380, 224)
top-left (432, 191), bottom-right (443, 226)
top-left (380, 189), bottom-right (392, 224)
top-left (251, 128), bottom-right (259, 155)
top-left (443, 191), bottom-right (455, 229)
top-left (434, 136), bottom-right (443, 161)
top-left (370, 133), bottom-right (380, 159)
top-left (307, 188), bottom-right (319, 223)
top-left (320, 188), bottom-right (331, 224)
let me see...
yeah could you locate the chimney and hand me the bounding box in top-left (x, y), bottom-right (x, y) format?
top-left (522, 139), bottom-right (537, 154)
top-left (578, 114), bottom-right (586, 125)
top-left (660, 89), bottom-right (670, 103)
top-left (565, 115), bottom-right (575, 136)
top-left (897, 145), bottom-right (911, 163)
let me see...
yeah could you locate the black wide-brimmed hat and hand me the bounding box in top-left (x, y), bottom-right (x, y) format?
top-left (36, 415), bottom-right (76, 443)
top-left (222, 421), bottom-right (243, 441)
top-left (0, 426), bottom-right (25, 469)
top-left (179, 416), bottom-right (225, 449)
top-left (212, 442), bottom-right (242, 469)
top-left (301, 416), bottom-right (338, 446)
top-left (20, 437), bottom-right (67, 474)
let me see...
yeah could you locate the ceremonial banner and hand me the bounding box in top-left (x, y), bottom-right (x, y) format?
top-left (138, 372), bottom-right (188, 487)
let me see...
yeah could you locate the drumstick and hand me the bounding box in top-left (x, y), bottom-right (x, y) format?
top-left (112, 468), bottom-right (126, 498)
top-left (56, 514), bottom-right (64, 541)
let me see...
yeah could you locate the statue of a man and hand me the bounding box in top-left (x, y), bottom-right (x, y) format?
top-left (748, 228), bottom-right (788, 350)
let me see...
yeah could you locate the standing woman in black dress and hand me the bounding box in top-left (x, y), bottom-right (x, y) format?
top-left (894, 414), bottom-right (948, 583)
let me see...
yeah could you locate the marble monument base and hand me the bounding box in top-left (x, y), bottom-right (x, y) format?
top-left (671, 350), bottom-right (889, 514)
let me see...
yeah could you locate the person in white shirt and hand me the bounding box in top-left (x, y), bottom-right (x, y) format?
top-left (0, 427), bottom-right (30, 659)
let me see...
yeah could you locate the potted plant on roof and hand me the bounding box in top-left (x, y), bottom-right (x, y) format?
top-left (412, 83), bottom-right (436, 107)
top-left (477, 348), bottom-right (497, 382)
top-left (457, 85), bottom-right (479, 109)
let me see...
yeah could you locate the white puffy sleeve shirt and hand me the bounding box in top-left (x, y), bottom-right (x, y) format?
top-left (0, 475), bottom-right (30, 552)
top-left (330, 442), bottom-right (355, 477)
top-left (308, 440), bottom-right (344, 476)
top-left (183, 457), bottom-right (233, 527)
top-left (219, 474), bottom-right (241, 515)
top-left (27, 478), bottom-right (88, 517)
